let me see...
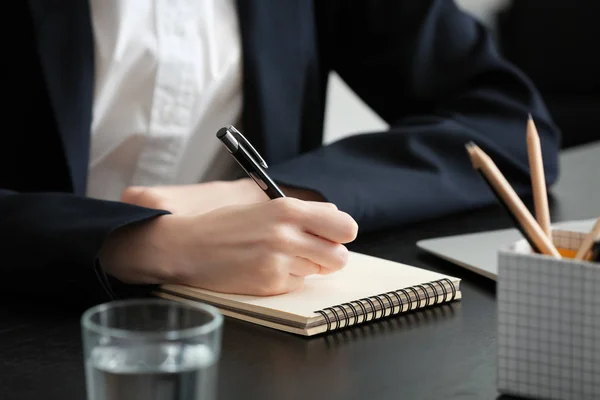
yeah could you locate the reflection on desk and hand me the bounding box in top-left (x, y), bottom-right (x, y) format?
top-left (218, 301), bottom-right (463, 399)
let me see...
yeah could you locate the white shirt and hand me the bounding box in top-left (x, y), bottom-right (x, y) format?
top-left (87, 0), bottom-right (243, 201)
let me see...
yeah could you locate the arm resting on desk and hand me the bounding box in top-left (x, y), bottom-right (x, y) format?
top-left (0, 189), bottom-right (168, 302)
top-left (269, 0), bottom-right (560, 233)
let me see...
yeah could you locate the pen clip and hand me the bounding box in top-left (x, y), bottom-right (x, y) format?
top-left (226, 125), bottom-right (268, 169)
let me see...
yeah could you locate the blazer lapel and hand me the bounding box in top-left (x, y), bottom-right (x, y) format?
top-left (27, 0), bottom-right (94, 195)
top-left (26, 0), bottom-right (317, 195)
top-left (236, 0), bottom-right (317, 165)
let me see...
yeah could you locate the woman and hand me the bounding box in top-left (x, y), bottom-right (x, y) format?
top-left (0, 0), bottom-right (559, 302)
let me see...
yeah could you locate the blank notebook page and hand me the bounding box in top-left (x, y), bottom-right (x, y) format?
top-left (161, 251), bottom-right (459, 320)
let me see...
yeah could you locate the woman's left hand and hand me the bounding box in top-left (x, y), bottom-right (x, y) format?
top-left (120, 178), bottom-right (325, 215)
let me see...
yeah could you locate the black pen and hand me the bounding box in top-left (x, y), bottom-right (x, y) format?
top-left (216, 125), bottom-right (286, 199)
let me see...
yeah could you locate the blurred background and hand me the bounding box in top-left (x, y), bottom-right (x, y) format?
top-left (324, 0), bottom-right (598, 149)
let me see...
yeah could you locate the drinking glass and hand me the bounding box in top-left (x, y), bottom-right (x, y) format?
top-left (81, 299), bottom-right (223, 400)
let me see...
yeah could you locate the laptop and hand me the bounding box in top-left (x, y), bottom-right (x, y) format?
top-left (416, 218), bottom-right (597, 280)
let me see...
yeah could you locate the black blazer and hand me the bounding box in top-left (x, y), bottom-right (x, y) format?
top-left (1, 0), bottom-right (560, 302)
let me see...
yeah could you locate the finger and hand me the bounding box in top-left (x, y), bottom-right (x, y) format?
top-left (307, 201), bottom-right (338, 210)
top-left (300, 205), bottom-right (358, 243)
top-left (266, 274), bottom-right (304, 295)
top-left (293, 231), bottom-right (349, 273)
top-left (288, 256), bottom-right (322, 277)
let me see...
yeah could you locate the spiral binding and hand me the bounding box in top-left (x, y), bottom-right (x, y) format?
top-left (322, 302), bottom-right (457, 348)
top-left (315, 278), bottom-right (457, 332)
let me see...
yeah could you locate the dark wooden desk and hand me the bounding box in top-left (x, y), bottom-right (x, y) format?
top-left (1, 142), bottom-right (598, 400)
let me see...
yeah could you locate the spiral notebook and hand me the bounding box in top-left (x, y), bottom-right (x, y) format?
top-left (157, 251), bottom-right (462, 336)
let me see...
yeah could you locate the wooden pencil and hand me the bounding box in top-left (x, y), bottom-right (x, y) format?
top-left (574, 217), bottom-right (600, 261)
top-left (527, 114), bottom-right (551, 238)
top-left (466, 142), bottom-right (561, 258)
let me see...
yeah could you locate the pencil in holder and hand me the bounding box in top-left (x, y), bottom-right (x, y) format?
top-left (497, 229), bottom-right (600, 400)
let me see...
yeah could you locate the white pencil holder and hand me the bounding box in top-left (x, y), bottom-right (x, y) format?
top-left (497, 229), bottom-right (600, 400)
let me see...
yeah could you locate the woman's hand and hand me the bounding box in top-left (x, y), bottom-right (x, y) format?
top-left (99, 197), bottom-right (358, 296)
top-left (120, 179), bottom-right (326, 216)
top-left (120, 179), bottom-right (268, 216)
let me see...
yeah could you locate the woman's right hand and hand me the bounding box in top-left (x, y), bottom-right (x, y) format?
top-left (100, 197), bottom-right (358, 296)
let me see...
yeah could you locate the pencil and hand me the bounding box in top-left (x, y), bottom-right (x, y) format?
top-left (466, 142), bottom-right (561, 258)
top-left (574, 217), bottom-right (600, 260)
top-left (527, 114), bottom-right (551, 238)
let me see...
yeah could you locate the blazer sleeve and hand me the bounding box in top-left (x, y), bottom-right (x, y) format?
top-left (0, 189), bottom-right (168, 303)
top-left (268, 0), bottom-right (561, 233)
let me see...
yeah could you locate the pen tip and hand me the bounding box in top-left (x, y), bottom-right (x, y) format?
top-left (527, 113), bottom-right (533, 121)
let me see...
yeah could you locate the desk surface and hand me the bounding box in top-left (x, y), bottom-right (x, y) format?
top-left (1, 142), bottom-right (599, 400)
